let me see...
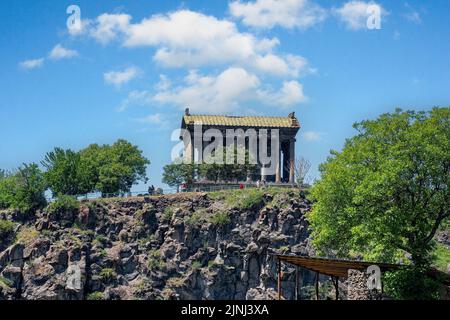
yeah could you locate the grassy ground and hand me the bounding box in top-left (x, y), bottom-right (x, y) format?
top-left (433, 243), bottom-right (450, 272)
top-left (89, 187), bottom-right (301, 205)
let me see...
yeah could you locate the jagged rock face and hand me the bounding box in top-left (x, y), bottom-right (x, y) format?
top-left (0, 190), bottom-right (315, 300)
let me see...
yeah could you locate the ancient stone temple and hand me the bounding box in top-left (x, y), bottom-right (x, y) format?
top-left (180, 108), bottom-right (300, 184)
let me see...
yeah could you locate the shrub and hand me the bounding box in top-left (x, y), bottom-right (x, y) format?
top-left (147, 249), bottom-right (166, 270)
top-left (384, 267), bottom-right (443, 300)
top-left (93, 235), bottom-right (108, 247)
top-left (238, 189), bottom-right (265, 210)
top-left (209, 211), bottom-right (230, 226)
top-left (279, 246), bottom-right (290, 253)
top-left (185, 209), bottom-right (207, 226)
top-left (99, 268), bottom-right (117, 282)
top-left (166, 276), bottom-right (185, 287)
top-left (225, 189), bottom-right (265, 210)
top-left (46, 195), bottom-right (79, 215)
top-left (270, 192), bottom-right (292, 209)
top-left (191, 261), bottom-right (202, 270)
top-left (163, 207), bottom-right (174, 221)
top-left (15, 226), bottom-right (39, 246)
top-left (138, 234), bottom-right (155, 247)
top-left (41, 229), bottom-right (52, 237)
top-left (0, 220), bottom-right (15, 241)
top-left (432, 243), bottom-right (450, 272)
top-left (87, 291), bottom-right (105, 300)
top-left (97, 249), bottom-right (107, 258)
top-left (0, 276), bottom-right (13, 289)
top-left (134, 279), bottom-right (149, 293)
top-left (0, 219), bottom-right (15, 250)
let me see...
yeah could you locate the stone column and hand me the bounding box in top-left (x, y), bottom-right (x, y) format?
top-left (184, 131), bottom-right (194, 164)
top-left (289, 138), bottom-right (295, 184)
top-left (275, 147), bottom-right (281, 183)
top-left (261, 166), bottom-right (266, 182)
top-left (282, 142), bottom-right (289, 182)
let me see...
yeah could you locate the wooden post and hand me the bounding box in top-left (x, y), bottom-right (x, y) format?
top-left (334, 277), bottom-right (339, 300)
top-left (315, 271), bottom-right (319, 300)
top-left (295, 266), bottom-right (299, 300)
top-left (277, 259), bottom-right (282, 300)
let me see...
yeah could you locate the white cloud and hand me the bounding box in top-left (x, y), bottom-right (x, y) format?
top-left (154, 68), bottom-right (306, 114)
top-left (90, 13), bottom-right (131, 44)
top-left (154, 68), bottom-right (259, 113)
top-left (403, 3), bottom-right (422, 25)
top-left (303, 131), bottom-right (322, 141)
top-left (68, 19), bottom-right (92, 36)
top-left (404, 11), bottom-right (421, 24)
top-left (49, 44), bottom-right (78, 60)
top-left (263, 80), bottom-right (307, 107)
top-left (84, 10), bottom-right (310, 77)
top-left (155, 74), bottom-right (171, 91)
top-left (19, 58), bottom-right (44, 70)
top-left (252, 54), bottom-right (312, 78)
top-left (117, 90), bottom-right (153, 112)
top-left (229, 0), bottom-right (326, 29)
top-left (334, 1), bottom-right (386, 30)
top-left (103, 66), bottom-right (140, 87)
top-left (134, 113), bottom-right (170, 130)
top-left (135, 113), bottom-right (165, 124)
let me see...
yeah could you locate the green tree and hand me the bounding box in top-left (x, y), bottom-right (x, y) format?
top-left (199, 145), bottom-right (259, 182)
top-left (162, 161), bottom-right (195, 192)
top-left (308, 108), bottom-right (449, 267)
top-left (42, 148), bottom-right (93, 196)
top-left (81, 139), bottom-right (150, 196)
top-left (0, 163), bottom-right (47, 213)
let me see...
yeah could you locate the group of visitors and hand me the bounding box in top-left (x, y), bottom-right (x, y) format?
top-left (147, 185), bottom-right (155, 195)
top-left (255, 180), bottom-right (267, 189)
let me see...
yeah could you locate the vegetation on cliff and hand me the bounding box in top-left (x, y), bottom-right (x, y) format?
top-left (0, 163), bottom-right (47, 213)
top-left (308, 107), bottom-right (450, 299)
top-left (0, 139), bottom-right (150, 214)
top-left (0, 188), bottom-right (313, 300)
top-left (43, 139), bottom-right (150, 197)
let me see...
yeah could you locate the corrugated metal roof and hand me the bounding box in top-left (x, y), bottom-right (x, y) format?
top-left (183, 115), bottom-right (300, 128)
top-left (273, 254), bottom-right (403, 278)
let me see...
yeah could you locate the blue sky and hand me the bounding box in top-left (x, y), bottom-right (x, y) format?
top-left (1, 0), bottom-right (449, 191)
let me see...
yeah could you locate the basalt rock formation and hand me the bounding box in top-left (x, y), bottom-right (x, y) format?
top-left (0, 189), bottom-right (316, 300)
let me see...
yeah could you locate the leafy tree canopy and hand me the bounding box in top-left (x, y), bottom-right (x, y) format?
top-left (0, 163), bottom-right (47, 213)
top-left (162, 161), bottom-right (195, 192)
top-left (42, 148), bottom-right (93, 196)
top-left (308, 107), bottom-right (450, 266)
top-left (162, 145), bottom-right (260, 191)
top-left (42, 139), bottom-right (150, 197)
top-left (80, 139), bottom-right (150, 196)
top-left (199, 145), bottom-right (259, 183)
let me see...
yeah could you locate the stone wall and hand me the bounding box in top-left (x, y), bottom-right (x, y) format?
top-left (347, 269), bottom-right (382, 300)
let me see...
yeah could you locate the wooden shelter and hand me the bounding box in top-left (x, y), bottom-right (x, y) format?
top-left (273, 254), bottom-right (403, 300)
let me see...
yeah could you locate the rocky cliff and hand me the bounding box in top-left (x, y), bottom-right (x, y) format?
top-left (0, 188), bottom-right (315, 300)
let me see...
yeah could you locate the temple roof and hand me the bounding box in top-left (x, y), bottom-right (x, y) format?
top-left (182, 111), bottom-right (300, 129)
